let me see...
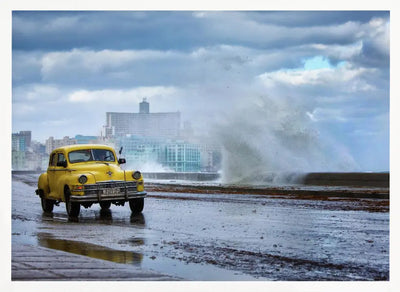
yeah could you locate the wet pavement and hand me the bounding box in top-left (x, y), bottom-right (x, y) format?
top-left (11, 173), bottom-right (389, 281)
top-left (12, 243), bottom-right (177, 280)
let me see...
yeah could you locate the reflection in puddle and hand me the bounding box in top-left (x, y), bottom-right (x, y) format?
top-left (40, 210), bottom-right (146, 226)
top-left (130, 213), bottom-right (146, 225)
top-left (93, 209), bottom-right (113, 223)
top-left (118, 237), bottom-right (145, 246)
top-left (37, 233), bottom-right (143, 265)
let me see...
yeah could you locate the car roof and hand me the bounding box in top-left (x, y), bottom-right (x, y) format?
top-left (52, 144), bottom-right (115, 153)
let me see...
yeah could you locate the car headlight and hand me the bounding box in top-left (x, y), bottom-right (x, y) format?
top-left (132, 171), bottom-right (141, 180)
top-left (78, 175), bottom-right (88, 184)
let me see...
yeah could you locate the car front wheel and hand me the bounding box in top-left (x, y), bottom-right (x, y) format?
top-left (129, 198), bottom-right (144, 214)
top-left (40, 194), bottom-right (54, 213)
top-left (65, 187), bottom-right (80, 217)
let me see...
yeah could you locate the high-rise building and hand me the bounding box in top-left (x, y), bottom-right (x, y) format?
top-left (104, 99), bottom-right (181, 139)
top-left (139, 98), bottom-right (150, 114)
top-left (12, 130), bottom-right (31, 151)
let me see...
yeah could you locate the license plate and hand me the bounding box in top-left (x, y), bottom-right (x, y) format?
top-left (102, 188), bottom-right (121, 196)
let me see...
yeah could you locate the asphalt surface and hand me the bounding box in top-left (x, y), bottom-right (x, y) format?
top-left (11, 173), bottom-right (390, 281)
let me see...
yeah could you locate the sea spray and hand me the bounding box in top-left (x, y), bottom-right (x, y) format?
top-left (211, 95), bottom-right (359, 184)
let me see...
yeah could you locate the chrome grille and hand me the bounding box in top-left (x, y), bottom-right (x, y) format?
top-left (83, 181), bottom-right (137, 195)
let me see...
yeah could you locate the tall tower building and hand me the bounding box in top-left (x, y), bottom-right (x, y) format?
top-left (139, 98), bottom-right (150, 114)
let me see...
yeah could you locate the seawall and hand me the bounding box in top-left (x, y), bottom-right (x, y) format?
top-left (12, 170), bottom-right (389, 188)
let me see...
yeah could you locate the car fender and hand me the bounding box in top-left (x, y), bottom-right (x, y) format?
top-left (125, 170), bottom-right (145, 192)
top-left (66, 172), bottom-right (96, 185)
top-left (37, 172), bottom-right (50, 195)
top-left (58, 172), bottom-right (95, 200)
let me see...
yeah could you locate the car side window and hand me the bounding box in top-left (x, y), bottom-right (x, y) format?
top-left (57, 153), bottom-right (66, 166)
top-left (49, 153), bottom-right (57, 166)
top-left (58, 153), bottom-right (66, 163)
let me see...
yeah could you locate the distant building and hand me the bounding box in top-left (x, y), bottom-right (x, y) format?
top-left (11, 130), bottom-right (48, 170)
top-left (102, 99), bottom-right (222, 172)
top-left (12, 134), bottom-right (106, 170)
top-left (12, 131), bottom-right (31, 170)
top-left (116, 135), bottom-right (165, 169)
top-left (45, 136), bottom-right (77, 154)
top-left (163, 141), bottom-right (201, 172)
top-left (104, 99), bottom-right (181, 139)
top-left (139, 98), bottom-right (150, 114)
top-left (115, 136), bottom-right (221, 173)
top-left (12, 130), bottom-right (31, 151)
top-left (31, 141), bottom-right (46, 155)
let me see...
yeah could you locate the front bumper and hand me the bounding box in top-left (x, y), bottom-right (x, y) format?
top-left (70, 181), bottom-right (147, 203)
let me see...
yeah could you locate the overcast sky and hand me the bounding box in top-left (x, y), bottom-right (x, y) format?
top-left (12, 10), bottom-right (390, 171)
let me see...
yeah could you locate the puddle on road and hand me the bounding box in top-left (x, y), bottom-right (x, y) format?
top-left (38, 209), bottom-right (146, 227)
top-left (118, 237), bottom-right (145, 246)
top-left (35, 233), bottom-right (258, 280)
top-left (141, 256), bottom-right (259, 281)
top-left (37, 233), bottom-right (143, 265)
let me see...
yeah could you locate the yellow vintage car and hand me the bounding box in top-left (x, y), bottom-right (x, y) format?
top-left (35, 144), bottom-right (146, 217)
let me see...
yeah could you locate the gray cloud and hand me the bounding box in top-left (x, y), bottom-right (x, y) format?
top-left (12, 11), bottom-right (390, 171)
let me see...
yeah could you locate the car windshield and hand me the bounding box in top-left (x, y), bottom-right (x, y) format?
top-left (68, 149), bottom-right (115, 163)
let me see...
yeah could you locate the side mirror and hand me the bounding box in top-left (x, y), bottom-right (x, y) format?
top-left (118, 158), bottom-right (126, 164)
top-left (57, 161), bottom-right (67, 168)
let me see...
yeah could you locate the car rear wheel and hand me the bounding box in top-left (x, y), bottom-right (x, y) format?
top-left (129, 198), bottom-right (144, 214)
top-left (99, 201), bottom-right (111, 210)
top-left (65, 187), bottom-right (80, 217)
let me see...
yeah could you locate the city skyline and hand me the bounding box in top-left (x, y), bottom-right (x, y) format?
top-left (12, 10), bottom-right (390, 171)
top-left (13, 98), bottom-right (186, 144)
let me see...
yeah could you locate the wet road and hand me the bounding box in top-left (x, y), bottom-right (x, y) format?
top-left (12, 173), bottom-right (389, 280)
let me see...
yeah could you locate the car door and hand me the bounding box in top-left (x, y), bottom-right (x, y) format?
top-left (47, 152), bottom-right (57, 198)
top-left (48, 152), bottom-right (67, 200)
